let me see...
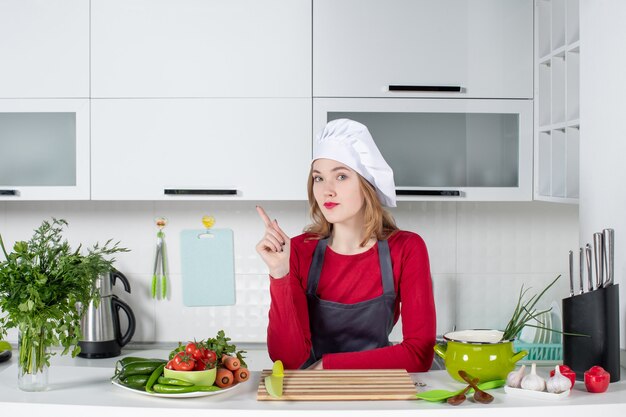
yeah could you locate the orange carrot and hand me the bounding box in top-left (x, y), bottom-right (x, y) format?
top-left (215, 368), bottom-right (234, 388)
top-left (234, 367), bottom-right (249, 383)
top-left (222, 355), bottom-right (240, 371)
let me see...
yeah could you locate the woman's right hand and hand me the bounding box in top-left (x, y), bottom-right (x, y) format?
top-left (255, 206), bottom-right (290, 278)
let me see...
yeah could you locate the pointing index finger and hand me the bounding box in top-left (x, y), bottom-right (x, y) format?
top-left (256, 205), bottom-right (272, 227)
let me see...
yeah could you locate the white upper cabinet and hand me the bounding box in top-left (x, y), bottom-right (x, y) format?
top-left (91, 0), bottom-right (311, 98)
top-left (91, 99), bottom-right (311, 200)
top-left (0, 0), bottom-right (89, 98)
top-left (0, 99), bottom-right (90, 200)
top-left (314, 0), bottom-right (533, 99)
top-left (315, 98), bottom-right (533, 201)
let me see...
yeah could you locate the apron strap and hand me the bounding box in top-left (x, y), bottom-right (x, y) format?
top-left (377, 239), bottom-right (395, 296)
top-left (306, 238), bottom-right (328, 295)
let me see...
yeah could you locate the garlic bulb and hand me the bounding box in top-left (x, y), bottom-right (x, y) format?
top-left (506, 364), bottom-right (526, 388)
top-left (521, 363), bottom-right (546, 391)
top-left (546, 365), bottom-right (571, 393)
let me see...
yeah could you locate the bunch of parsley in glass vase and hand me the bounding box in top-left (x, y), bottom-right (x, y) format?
top-left (0, 219), bottom-right (128, 391)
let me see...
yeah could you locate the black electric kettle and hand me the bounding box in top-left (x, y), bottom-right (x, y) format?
top-left (78, 269), bottom-right (136, 358)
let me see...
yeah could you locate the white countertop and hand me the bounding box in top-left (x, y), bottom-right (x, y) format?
top-left (1, 348), bottom-right (626, 417)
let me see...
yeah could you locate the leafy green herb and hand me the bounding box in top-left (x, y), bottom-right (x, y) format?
top-left (204, 329), bottom-right (247, 368)
top-left (501, 274), bottom-right (561, 341)
top-left (0, 218), bottom-right (129, 376)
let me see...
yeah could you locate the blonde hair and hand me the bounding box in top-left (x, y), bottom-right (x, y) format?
top-left (304, 167), bottom-right (398, 246)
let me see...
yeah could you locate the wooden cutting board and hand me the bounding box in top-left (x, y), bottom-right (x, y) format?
top-left (257, 369), bottom-right (417, 401)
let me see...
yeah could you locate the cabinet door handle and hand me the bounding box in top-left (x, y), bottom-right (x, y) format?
top-left (396, 190), bottom-right (461, 197)
top-left (388, 85), bottom-right (462, 92)
top-left (0, 189), bottom-right (19, 196)
top-left (164, 189), bottom-right (238, 196)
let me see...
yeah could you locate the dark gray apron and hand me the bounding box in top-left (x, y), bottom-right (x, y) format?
top-left (301, 238), bottom-right (396, 369)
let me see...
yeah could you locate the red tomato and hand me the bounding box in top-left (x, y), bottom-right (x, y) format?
top-left (194, 359), bottom-right (208, 371)
top-left (173, 352), bottom-right (196, 371)
top-left (549, 365), bottom-right (576, 389)
top-left (584, 366), bottom-right (610, 393)
top-left (194, 347), bottom-right (209, 362)
top-left (204, 349), bottom-right (217, 364)
top-left (185, 342), bottom-right (200, 359)
top-left (165, 359), bottom-right (175, 370)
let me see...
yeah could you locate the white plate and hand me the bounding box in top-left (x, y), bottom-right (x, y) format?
top-left (504, 385), bottom-right (570, 400)
top-left (550, 301), bottom-right (562, 343)
top-left (542, 312), bottom-right (552, 344)
top-left (536, 311), bottom-right (550, 344)
top-left (532, 313), bottom-right (544, 344)
top-left (111, 378), bottom-right (242, 398)
top-left (519, 323), bottom-right (537, 343)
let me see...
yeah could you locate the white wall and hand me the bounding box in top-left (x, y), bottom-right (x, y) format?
top-left (0, 200), bottom-right (577, 344)
top-left (580, 0), bottom-right (626, 349)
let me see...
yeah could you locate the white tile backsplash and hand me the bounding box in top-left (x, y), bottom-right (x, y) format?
top-left (0, 200), bottom-right (578, 344)
top-left (455, 273), bottom-right (570, 331)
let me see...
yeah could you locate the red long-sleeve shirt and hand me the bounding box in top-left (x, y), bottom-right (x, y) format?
top-left (266, 230), bottom-right (436, 372)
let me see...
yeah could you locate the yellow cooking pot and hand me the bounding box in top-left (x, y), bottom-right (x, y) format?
top-left (434, 330), bottom-right (528, 383)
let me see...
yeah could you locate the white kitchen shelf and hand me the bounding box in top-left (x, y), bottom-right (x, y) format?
top-left (566, 126), bottom-right (580, 198)
top-left (551, 0), bottom-right (566, 50)
top-left (538, 62), bottom-right (551, 126)
top-left (534, 0), bottom-right (580, 204)
top-left (551, 55), bottom-right (566, 124)
top-left (567, 50), bottom-right (580, 120)
top-left (566, 0), bottom-right (580, 44)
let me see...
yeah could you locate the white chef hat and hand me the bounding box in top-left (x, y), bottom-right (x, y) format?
top-left (313, 119), bottom-right (396, 207)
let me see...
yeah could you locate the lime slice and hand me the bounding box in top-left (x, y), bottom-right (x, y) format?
top-left (264, 360), bottom-right (284, 398)
top-left (272, 360), bottom-right (284, 377)
top-left (264, 375), bottom-right (283, 398)
top-left (0, 341), bottom-right (12, 351)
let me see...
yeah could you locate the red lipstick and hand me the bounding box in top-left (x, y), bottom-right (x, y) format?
top-left (323, 202), bottom-right (339, 209)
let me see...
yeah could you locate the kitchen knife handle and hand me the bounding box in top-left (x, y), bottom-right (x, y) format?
top-left (603, 228), bottom-right (614, 286)
top-left (568, 250), bottom-right (574, 297)
top-left (164, 189), bottom-right (238, 196)
top-left (585, 244), bottom-right (593, 292)
top-left (0, 189), bottom-right (18, 196)
top-left (395, 189), bottom-right (461, 196)
top-left (578, 247), bottom-right (584, 294)
top-left (593, 233), bottom-right (604, 290)
top-left (388, 85), bottom-right (463, 92)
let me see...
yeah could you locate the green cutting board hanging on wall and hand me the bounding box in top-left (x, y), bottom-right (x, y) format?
top-left (180, 228), bottom-right (235, 306)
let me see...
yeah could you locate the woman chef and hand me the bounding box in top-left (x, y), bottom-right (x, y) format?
top-left (256, 119), bottom-right (435, 371)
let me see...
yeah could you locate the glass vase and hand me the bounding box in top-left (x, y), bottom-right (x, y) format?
top-left (17, 326), bottom-right (49, 392)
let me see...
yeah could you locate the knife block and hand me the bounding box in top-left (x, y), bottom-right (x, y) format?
top-left (562, 284), bottom-right (620, 382)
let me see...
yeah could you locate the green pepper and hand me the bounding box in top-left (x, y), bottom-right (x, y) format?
top-left (118, 356), bottom-right (165, 366)
top-left (152, 384), bottom-right (222, 394)
top-left (157, 376), bottom-right (193, 386)
top-left (145, 364), bottom-right (166, 393)
top-left (120, 374), bottom-right (149, 390)
top-left (117, 361), bottom-right (167, 380)
top-left (115, 357), bottom-right (166, 374)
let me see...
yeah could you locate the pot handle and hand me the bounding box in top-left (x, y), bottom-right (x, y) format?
top-left (510, 349), bottom-right (528, 364)
top-left (433, 343), bottom-right (447, 360)
top-left (111, 296), bottom-right (136, 347)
